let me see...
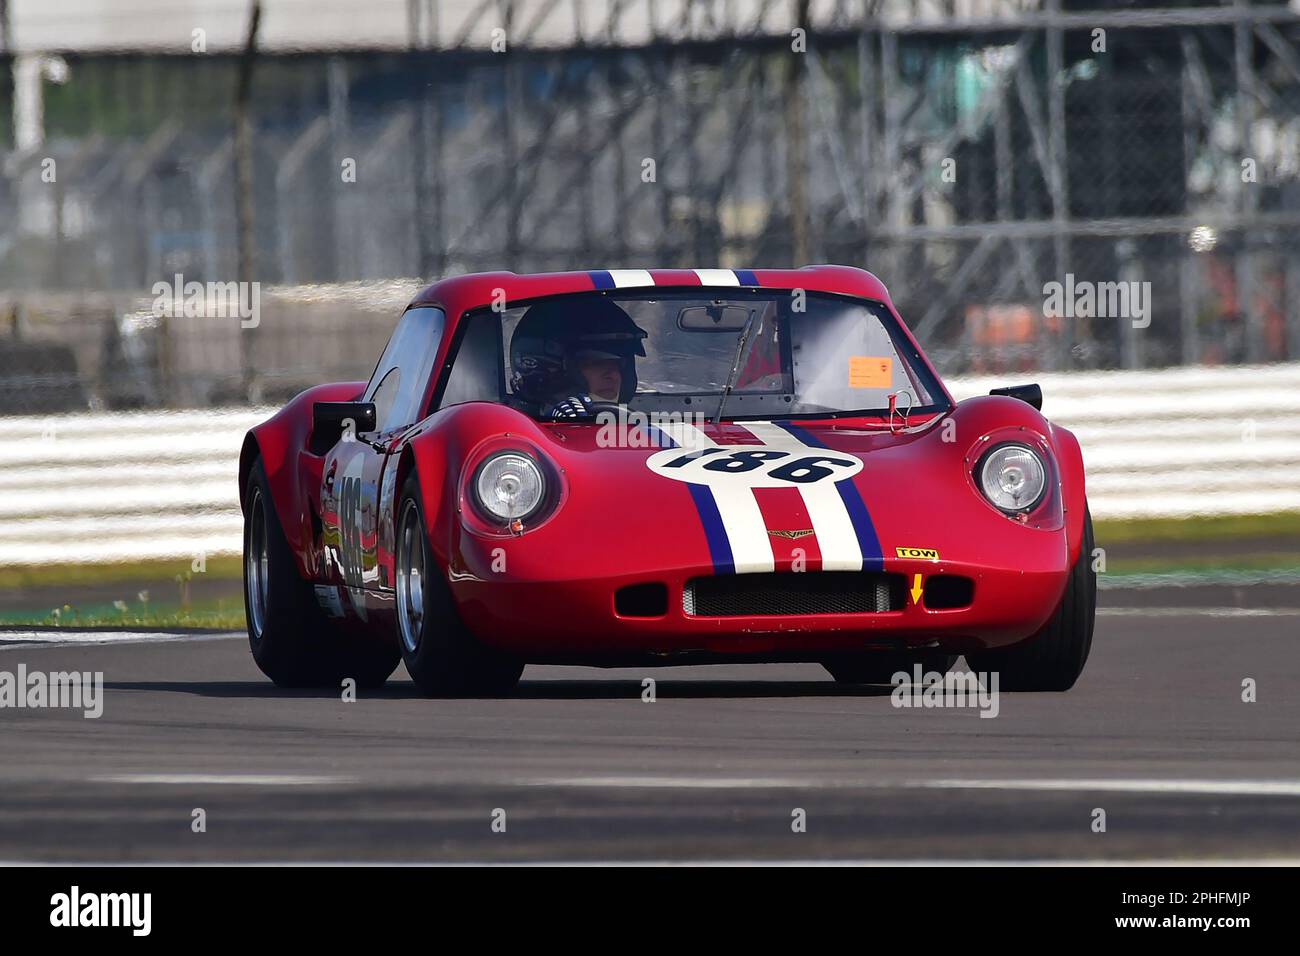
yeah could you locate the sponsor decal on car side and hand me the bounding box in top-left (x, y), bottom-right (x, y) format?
top-left (895, 547), bottom-right (940, 560)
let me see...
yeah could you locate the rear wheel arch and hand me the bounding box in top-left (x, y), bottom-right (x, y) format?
top-left (392, 434), bottom-right (456, 566)
top-left (243, 455), bottom-right (399, 688)
top-left (239, 432), bottom-right (262, 512)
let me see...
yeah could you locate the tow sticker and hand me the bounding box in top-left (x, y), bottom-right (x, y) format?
top-left (896, 546), bottom-right (940, 560)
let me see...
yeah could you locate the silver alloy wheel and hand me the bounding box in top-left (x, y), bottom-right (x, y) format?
top-left (396, 500), bottom-right (426, 654)
top-left (246, 486), bottom-right (269, 642)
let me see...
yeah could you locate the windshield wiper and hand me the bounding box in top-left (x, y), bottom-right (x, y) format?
top-left (713, 308), bottom-right (761, 426)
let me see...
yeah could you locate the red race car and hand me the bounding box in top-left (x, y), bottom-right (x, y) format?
top-left (240, 266), bottom-right (1094, 696)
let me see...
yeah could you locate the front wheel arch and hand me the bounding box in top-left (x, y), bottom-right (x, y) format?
top-left (394, 471), bottom-right (522, 697)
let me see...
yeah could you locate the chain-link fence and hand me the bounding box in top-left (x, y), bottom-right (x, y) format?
top-left (2, 2), bottom-right (1299, 411)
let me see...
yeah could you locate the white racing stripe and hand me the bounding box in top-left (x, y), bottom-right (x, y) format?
top-left (800, 490), bottom-right (863, 571)
top-left (735, 422), bottom-right (804, 450)
top-left (653, 420), bottom-right (716, 450)
top-left (709, 483), bottom-right (775, 573)
top-left (655, 419), bottom-right (868, 574)
top-left (740, 422), bottom-right (865, 571)
top-left (606, 269), bottom-right (655, 288)
top-left (694, 268), bottom-right (740, 286)
top-left (667, 420), bottom-right (774, 572)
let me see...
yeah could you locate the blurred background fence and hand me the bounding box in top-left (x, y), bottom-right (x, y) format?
top-left (6, 362), bottom-right (1299, 566)
top-left (1, 1), bottom-right (1300, 413)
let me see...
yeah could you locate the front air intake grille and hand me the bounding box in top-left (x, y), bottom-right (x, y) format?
top-left (683, 572), bottom-right (906, 617)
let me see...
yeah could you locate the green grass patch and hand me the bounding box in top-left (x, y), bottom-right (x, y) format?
top-left (1094, 512), bottom-right (1300, 546)
top-left (1107, 553), bottom-right (1300, 575)
top-left (0, 554), bottom-right (242, 591)
top-left (0, 598), bottom-right (245, 630)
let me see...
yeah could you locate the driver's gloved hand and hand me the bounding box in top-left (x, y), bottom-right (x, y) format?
top-left (547, 394), bottom-right (595, 420)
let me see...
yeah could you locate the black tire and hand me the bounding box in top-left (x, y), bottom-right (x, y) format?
top-left (243, 457), bottom-right (400, 689)
top-left (823, 651), bottom-right (958, 685)
top-left (965, 504), bottom-right (1097, 691)
top-left (394, 473), bottom-right (524, 697)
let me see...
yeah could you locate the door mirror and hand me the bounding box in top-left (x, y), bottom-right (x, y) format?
top-left (312, 401), bottom-right (377, 452)
top-left (988, 383), bottom-right (1042, 410)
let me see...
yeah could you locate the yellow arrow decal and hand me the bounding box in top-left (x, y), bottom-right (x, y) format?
top-left (910, 574), bottom-right (924, 606)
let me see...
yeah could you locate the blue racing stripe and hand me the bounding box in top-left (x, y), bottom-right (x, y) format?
top-left (589, 270), bottom-right (616, 289)
top-left (687, 483), bottom-right (735, 575)
top-left (647, 426), bottom-right (730, 573)
top-left (770, 420), bottom-right (826, 448)
top-left (772, 421), bottom-right (884, 572)
top-left (835, 481), bottom-right (885, 572)
top-left (645, 424), bottom-right (677, 449)
top-left (734, 269), bottom-right (759, 286)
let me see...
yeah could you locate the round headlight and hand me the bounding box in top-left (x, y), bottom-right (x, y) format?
top-left (978, 443), bottom-right (1047, 513)
top-left (474, 453), bottom-right (546, 522)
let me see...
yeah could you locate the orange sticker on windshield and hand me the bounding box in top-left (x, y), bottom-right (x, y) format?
top-left (849, 356), bottom-right (893, 388)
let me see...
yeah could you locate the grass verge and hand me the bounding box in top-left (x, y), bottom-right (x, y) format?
top-left (0, 513), bottom-right (1297, 626)
top-left (0, 600), bottom-right (245, 630)
top-left (1094, 512), bottom-right (1300, 545)
top-left (0, 554), bottom-right (242, 591)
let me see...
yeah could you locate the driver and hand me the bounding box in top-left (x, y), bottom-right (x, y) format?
top-left (509, 297), bottom-right (647, 419)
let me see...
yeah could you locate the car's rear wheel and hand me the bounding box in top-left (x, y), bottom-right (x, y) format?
top-left (396, 473), bottom-right (524, 697)
top-left (823, 651), bottom-right (957, 685)
top-left (243, 457), bottom-right (399, 689)
top-left (965, 504), bottom-right (1097, 691)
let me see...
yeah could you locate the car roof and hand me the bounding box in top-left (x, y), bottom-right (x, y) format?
top-left (409, 266), bottom-right (895, 317)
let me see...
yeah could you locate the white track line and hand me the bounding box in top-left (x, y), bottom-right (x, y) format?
top-left (6, 858), bottom-right (1300, 867)
top-left (517, 776), bottom-right (1300, 796)
top-left (91, 774), bottom-right (354, 786)
top-left (0, 631), bottom-right (243, 649)
top-left (523, 776), bottom-right (809, 789)
top-left (1097, 606), bottom-right (1300, 617)
top-left (916, 779), bottom-right (1300, 796)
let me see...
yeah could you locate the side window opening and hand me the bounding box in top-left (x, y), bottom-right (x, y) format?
top-left (364, 307), bottom-right (445, 432)
top-left (369, 367), bottom-right (401, 431)
top-left (439, 312), bottom-right (503, 409)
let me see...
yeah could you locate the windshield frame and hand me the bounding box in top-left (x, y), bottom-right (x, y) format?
top-left (428, 287), bottom-right (954, 422)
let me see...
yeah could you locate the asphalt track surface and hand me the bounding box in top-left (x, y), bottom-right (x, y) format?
top-left (1, 592), bottom-right (1299, 863)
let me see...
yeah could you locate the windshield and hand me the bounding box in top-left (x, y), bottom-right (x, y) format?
top-left (437, 289), bottom-right (948, 420)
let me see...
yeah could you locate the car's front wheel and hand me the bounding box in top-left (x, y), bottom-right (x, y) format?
top-left (964, 504), bottom-right (1097, 691)
top-left (395, 473), bottom-right (524, 697)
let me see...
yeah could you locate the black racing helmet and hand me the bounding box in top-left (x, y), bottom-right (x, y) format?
top-left (509, 296), bottom-right (647, 404)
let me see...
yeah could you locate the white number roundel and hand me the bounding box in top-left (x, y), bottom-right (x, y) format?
top-left (645, 445), bottom-right (863, 488)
